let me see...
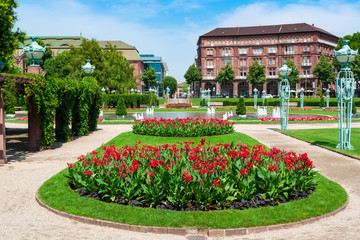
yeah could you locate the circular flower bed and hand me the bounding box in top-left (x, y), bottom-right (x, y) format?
top-left (67, 140), bottom-right (318, 211)
top-left (132, 118), bottom-right (234, 137)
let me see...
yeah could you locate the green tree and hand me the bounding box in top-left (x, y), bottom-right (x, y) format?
top-left (236, 97), bottom-right (246, 115)
top-left (184, 64), bottom-right (202, 84)
top-left (0, 0), bottom-right (25, 70)
top-left (247, 61), bottom-right (266, 84)
top-left (162, 76), bottom-right (177, 97)
top-left (312, 54), bottom-right (335, 96)
top-left (216, 64), bottom-right (235, 85)
top-left (116, 97), bottom-right (127, 116)
top-left (141, 67), bottom-right (158, 87)
top-left (285, 59), bottom-right (300, 84)
top-left (182, 83), bottom-right (190, 93)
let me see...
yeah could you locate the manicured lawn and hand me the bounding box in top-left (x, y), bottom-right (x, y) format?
top-left (281, 128), bottom-right (360, 158)
top-left (38, 132), bottom-right (347, 229)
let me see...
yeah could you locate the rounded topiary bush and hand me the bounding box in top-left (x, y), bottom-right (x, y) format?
top-left (352, 100), bottom-right (357, 114)
top-left (236, 97), bottom-right (246, 115)
top-left (116, 97), bottom-right (127, 116)
top-left (67, 141), bottom-right (318, 211)
top-left (320, 97), bottom-right (325, 108)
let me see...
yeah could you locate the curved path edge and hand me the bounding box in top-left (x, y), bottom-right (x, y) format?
top-left (35, 193), bottom-right (349, 238)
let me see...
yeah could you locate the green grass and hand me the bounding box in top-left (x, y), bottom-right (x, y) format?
top-left (38, 132), bottom-right (347, 229)
top-left (281, 128), bottom-right (360, 158)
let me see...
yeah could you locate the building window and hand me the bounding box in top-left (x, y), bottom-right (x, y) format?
top-left (303, 69), bottom-right (311, 75)
top-left (222, 59), bottom-right (231, 66)
top-left (268, 46), bottom-right (277, 53)
top-left (207, 48), bottom-right (214, 55)
top-left (304, 45), bottom-right (310, 52)
top-left (240, 68), bottom-right (247, 76)
top-left (207, 59), bottom-right (214, 66)
top-left (269, 58), bottom-right (275, 65)
top-left (239, 48), bottom-right (247, 54)
top-left (254, 58), bottom-right (262, 65)
top-left (207, 69), bottom-right (214, 76)
top-left (285, 46), bottom-right (294, 54)
top-left (253, 48), bottom-right (263, 54)
top-left (268, 67), bottom-right (276, 76)
top-left (240, 58), bottom-right (247, 66)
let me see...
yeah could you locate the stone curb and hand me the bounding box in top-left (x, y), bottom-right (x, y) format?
top-left (276, 130), bottom-right (360, 161)
top-left (35, 194), bottom-right (348, 237)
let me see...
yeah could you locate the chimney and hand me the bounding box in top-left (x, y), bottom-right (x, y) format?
top-left (312, 24), bottom-right (314, 27)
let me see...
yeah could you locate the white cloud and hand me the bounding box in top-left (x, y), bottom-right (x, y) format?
top-left (216, 1), bottom-right (360, 37)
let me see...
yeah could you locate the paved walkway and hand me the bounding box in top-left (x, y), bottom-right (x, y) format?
top-left (1, 122), bottom-right (360, 239)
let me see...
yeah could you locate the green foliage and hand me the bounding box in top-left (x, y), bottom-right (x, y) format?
top-left (103, 94), bottom-right (156, 108)
top-left (162, 76), bottom-right (177, 97)
top-left (2, 76), bottom-right (17, 114)
top-left (285, 59), bottom-right (300, 84)
top-left (184, 64), bottom-right (202, 84)
top-left (313, 55), bottom-right (335, 92)
top-left (247, 61), bottom-right (266, 84)
top-left (352, 100), bottom-right (357, 114)
top-left (216, 64), bottom-right (235, 85)
top-left (0, 0), bottom-right (25, 62)
top-left (116, 97), bottom-right (127, 116)
top-left (320, 97), bottom-right (325, 108)
top-left (141, 67), bottom-right (158, 87)
top-left (236, 97), bottom-right (246, 115)
top-left (264, 98), bottom-right (269, 107)
top-left (199, 98), bottom-right (206, 107)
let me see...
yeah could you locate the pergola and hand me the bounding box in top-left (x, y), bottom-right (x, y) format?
top-left (0, 74), bottom-right (38, 164)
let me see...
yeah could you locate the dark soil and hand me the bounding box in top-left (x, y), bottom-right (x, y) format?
top-left (73, 184), bottom-right (316, 212)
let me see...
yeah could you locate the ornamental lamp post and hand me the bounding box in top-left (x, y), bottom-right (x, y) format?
top-left (188, 86), bottom-right (191, 97)
top-left (278, 62), bottom-right (292, 130)
top-left (262, 90), bottom-right (266, 106)
top-left (23, 37), bottom-right (46, 66)
top-left (0, 61), bottom-right (5, 73)
top-left (300, 87), bottom-right (304, 109)
top-left (82, 59), bottom-right (95, 76)
top-left (334, 40), bottom-right (358, 150)
top-left (253, 88), bottom-right (258, 108)
top-left (326, 89), bottom-right (330, 108)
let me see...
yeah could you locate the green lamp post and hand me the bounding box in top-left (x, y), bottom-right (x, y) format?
top-left (300, 87), bottom-right (304, 109)
top-left (278, 62), bottom-right (292, 130)
top-left (82, 59), bottom-right (95, 76)
top-left (253, 88), bottom-right (258, 108)
top-left (0, 61), bottom-right (5, 73)
top-left (262, 90), bottom-right (266, 106)
top-left (326, 89), bottom-right (330, 108)
top-left (334, 40), bottom-right (358, 150)
top-left (23, 37), bottom-right (46, 66)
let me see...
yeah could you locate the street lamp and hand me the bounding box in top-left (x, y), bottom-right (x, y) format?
top-left (278, 62), bottom-right (292, 130)
top-left (300, 87), bottom-right (304, 109)
top-left (334, 40), bottom-right (358, 150)
top-left (23, 37), bottom-right (46, 66)
top-left (82, 59), bottom-right (95, 76)
top-left (326, 89), bottom-right (330, 108)
top-left (253, 88), bottom-right (258, 108)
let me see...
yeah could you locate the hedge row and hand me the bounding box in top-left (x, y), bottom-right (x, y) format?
top-left (211, 98), bottom-right (360, 107)
top-left (103, 94), bottom-right (158, 108)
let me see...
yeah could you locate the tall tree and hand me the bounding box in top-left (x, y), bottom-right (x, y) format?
top-left (247, 61), bottom-right (266, 84)
top-left (312, 54), bottom-right (335, 96)
top-left (182, 83), bottom-right (190, 93)
top-left (162, 76), bottom-right (177, 97)
top-left (285, 59), bottom-right (300, 84)
top-left (0, 0), bottom-right (25, 71)
top-left (184, 64), bottom-right (202, 84)
top-left (141, 67), bottom-right (158, 87)
top-left (216, 64), bottom-right (235, 85)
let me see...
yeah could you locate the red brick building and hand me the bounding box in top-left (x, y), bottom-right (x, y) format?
top-left (196, 23), bottom-right (338, 97)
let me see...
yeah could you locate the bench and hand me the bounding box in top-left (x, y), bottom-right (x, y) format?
top-left (139, 104), bottom-right (148, 108)
top-left (289, 102), bottom-right (298, 107)
top-left (209, 101), bottom-right (223, 106)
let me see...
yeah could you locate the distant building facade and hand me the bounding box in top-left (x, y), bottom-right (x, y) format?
top-left (196, 23), bottom-right (338, 97)
top-left (140, 54), bottom-right (168, 82)
top-left (13, 36), bottom-right (145, 91)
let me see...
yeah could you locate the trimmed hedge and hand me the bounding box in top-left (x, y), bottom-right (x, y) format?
top-left (103, 94), bottom-right (158, 108)
top-left (211, 98), bottom-right (360, 107)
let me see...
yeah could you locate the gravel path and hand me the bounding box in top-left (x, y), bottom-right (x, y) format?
top-left (1, 122), bottom-right (360, 240)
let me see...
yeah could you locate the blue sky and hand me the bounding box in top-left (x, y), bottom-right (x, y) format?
top-left (16, 0), bottom-right (360, 82)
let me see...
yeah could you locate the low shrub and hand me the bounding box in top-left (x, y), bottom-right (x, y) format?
top-left (133, 118), bottom-right (234, 137)
top-left (67, 141), bottom-right (318, 211)
top-left (116, 97), bottom-right (127, 116)
top-left (236, 97), bottom-right (246, 115)
top-left (166, 103), bottom-right (192, 108)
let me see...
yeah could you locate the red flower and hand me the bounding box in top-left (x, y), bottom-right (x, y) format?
top-left (212, 180), bottom-right (221, 186)
top-left (84, 169), bottom-right (92, 176)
